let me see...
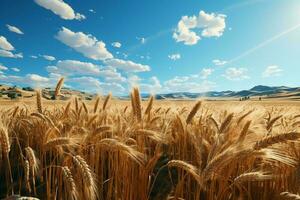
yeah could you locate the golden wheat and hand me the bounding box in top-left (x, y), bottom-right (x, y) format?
top-left (0, 82), bottom-right (299, 200)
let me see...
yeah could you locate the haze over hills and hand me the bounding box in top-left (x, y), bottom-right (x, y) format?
top-left (1, 84), bottom-right (300, 100)
top-left (138, 85), bottom-right (300, 100)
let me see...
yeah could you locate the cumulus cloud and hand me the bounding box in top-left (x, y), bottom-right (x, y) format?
top-left (140, 76), bottom-right (162, 94)
top-left (111, 42), bottom-right (121, 48)
top-left (262, 65), bottom-right (283, 77)
top-left (27, 74), bottom-right (49, 82)
top-left (101, 67), bottom-right (126, 82)
top-left (164, 76), bottom-right (216, 93)
top-left (104, 58), bottom-right (150, 72)
top-left (213, 59), bottom-right (227, 66)
top-left (0, 36), bottom-right (14, 51)
top-left (0, 73), bottom-right (51, 88)
top-left (34, 0), bottom-right (86, 20)
top-left (128, 75), bottom-right (162, 94)
top-left (42, 55), bottom-right (56, 61)
top-left (11, 67), bottom-right (20, 72)
top-left (0, 50), bottom-right (23, 58)
top-left (223, 67), bottom-right (249, 80)
top-left (46, 60), bottom-right (126, 82)
top-left (0, 65), bottom-right (8, 74)
top-left (136, 37), bottom-right (146, 44)
top-left (47, 60), bottom-right (101, 75)
top-left (0, 36), bottom-right (23, 58)
top-left (200, 68), bottom-right (213, 79)
top-left (30, 55), bottom-right (38, 59)
top-left (128, 75), bottom-right (141, 88)
top-left (56, 27), bottom-right (113, 60)
top-left (70, 76), bottom-right (125, 94)
top-left (6, 25), bottom-right (24, 35)
top-left (173, 10), bottom-right (226, 45)
top-left (168, 53), bottom-right (181, 60)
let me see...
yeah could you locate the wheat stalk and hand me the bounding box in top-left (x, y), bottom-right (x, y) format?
top-left (44, 137), bottom-right (72, 149)
top-left (133, 87), bottom-right (142, 122)
top-left (54, 77), bottom-right (64, 99)
top-left (167, 160), bottom-right (202, 185)
top-left (99, 138), bottom-right (146, 165)
top-left (36, 90), bottom-right (43, 114)
top-left (93, 96), bottom-right (100, 113)
top-left (102, 93), bottom-right (111, 111)
top-left (234, 171), bottom-right (272, 184)
top-left (186, 101), bottom-right (201, 124)
top-left (281, 192), bottom-right (300, 200)
top-left (61, 166), bottom-right (77, 200)
top-left (0, 126), bottom-right (10, 156)
top-left (72, 155), bottom-right (97, 200)
top-left (254, 132), bottom-right (300, 150)
top-left (144, 95), bottom-right (154, 115)
top-left (219, 113), bottom-right (234, 133)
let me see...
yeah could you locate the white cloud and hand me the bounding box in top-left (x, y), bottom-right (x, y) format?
top-left (168, 53), bottom-right (181, 60)
top-left (0, 73), bottom-right (51, 88)
top-left (200, 68), bottom-right (213, 79)
top-left (173, 10), bottom-right (226, 45)
top-left (213, 59), bottom-right (227, 66)
top-left (128, 75), bottom-right (142, 88)
top-left (140, 76), bottom-right (162, 94)
top-left (223, 67), bottom-right (249, 80)
top-left (111, 42), bottom-right (121, 48)
top-left (89, 9), bottom-right (96, 13)
top-left (0, 65), bottom-right (8, 71)
top-left (6, 25), bottom-right (24, 35)
top-left (128, 75), bottom-right (162, 94)
top-left (0, 36), bottom-right (14, 51)
top-left (104, 58), bottom-right (150, 72)
top-left (47, 60), bottom-right (101, 75)
top-left (0, 50), bottom-right (23, 58)
top-left (42, 55), bottom-right (56, 61)
top-left (0, 71), bottom-right (124, 94)
top-left (56, 27), bottom-right (113, 60)
top-left (30, 55), bottom-right (38, 59)
top-left (70, 76), bottom-right (125, 94)
top-left (46, 60), bottom-right (126, 82)
top-left (136, 37), bottom-right (146, 44)
top-left (123, 53), bottom-right (128, 59)
top-left (0, 36), bottom-right (23, 58)
top-left (75, 13), bottom-right (86, 20)
top-left (0, 65), bottom-right (8, 74)
top-left (11, 67), bottom-right (20, 72)
top-left (164, 76), bottom-right (216, 93)
top-left (27, 74), bottom-right (49, 82)
top-left (101, 67), bottom-right (126, 82)
top-left (34, 0), bottom-right (86, 20)
top-left (262, 65), bottom-right (283, 77)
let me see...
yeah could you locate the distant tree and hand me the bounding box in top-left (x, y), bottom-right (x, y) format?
top-left (22, 87), bottom-right (34, 91)
top-left (8, 92), bottom-right (18, 99)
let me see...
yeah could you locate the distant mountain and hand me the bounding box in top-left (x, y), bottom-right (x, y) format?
top-left (132, 85), bottom-right (300, 100)
top-left (1, 84), bottom-right (300, 100)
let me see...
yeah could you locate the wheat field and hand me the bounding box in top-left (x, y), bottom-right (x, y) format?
top-left (0, 79), bottom-right (300, 200)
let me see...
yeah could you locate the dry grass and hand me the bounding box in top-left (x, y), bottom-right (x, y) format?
top-left (1, 80), bottom-right (300, 199)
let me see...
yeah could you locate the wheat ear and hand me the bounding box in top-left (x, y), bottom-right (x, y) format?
top-left (36, 90), bottom-right (43, 114)
top-left (54, 77), bottom-right (64, 98)
top-left (102, 93), bottom-right (111, 111)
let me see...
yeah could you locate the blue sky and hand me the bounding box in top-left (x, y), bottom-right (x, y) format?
top-left (0, 0), bottom-right (300, 95)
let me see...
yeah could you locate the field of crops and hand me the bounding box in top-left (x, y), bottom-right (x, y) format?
top-left (0, 81), bottom-right (300, 200)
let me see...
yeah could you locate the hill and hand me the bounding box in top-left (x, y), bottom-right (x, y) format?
top-left (1, 84), bottom-right (300, 100)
